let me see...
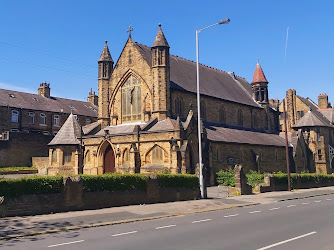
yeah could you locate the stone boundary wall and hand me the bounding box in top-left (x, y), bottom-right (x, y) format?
top-left (0, 132), bottom-right (53, 167)
top-left (257, 175), bottom-right (334, 193)
top-left (0, 177), bottom-right (199, 217)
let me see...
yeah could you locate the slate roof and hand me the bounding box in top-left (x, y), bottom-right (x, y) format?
top-left (48, 113), bottom-right (82, 145)
top-left (318, 109), bottom-right (333, 123)
top-left (0, 88), bottom-right (98, 117)
top-left (134, 42), bottom-right (260, 108)
top-left (82, 121), bottom-right (100, 135)
top-left (251, 62), bottom-right (268, 83)
top-left (295, 96), bottom-right (332, 127)
top-left (293, 110), bottom-right (333, 128)
top-left (206, 124), bottom-right (287, 147)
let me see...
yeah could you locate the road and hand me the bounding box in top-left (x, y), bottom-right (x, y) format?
top-left (1, 194), bottom-right (334, 250)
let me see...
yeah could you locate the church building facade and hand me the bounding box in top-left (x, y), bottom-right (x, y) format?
top-left (47, 25), bottom-right (289, 185)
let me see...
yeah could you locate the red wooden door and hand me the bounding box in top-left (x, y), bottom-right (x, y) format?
top-left (104, 145), bottom-right (115, 173)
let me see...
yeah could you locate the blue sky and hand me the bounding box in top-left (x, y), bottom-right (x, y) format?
top-left (0, 0), bottom-right (333, 104)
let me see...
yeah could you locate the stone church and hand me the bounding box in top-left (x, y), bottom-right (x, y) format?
top-left (46, 25), bottom-right (289, 184)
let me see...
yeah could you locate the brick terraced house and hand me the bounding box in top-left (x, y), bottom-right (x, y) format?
top-left (45, 25), bottom-right (291, 184)
top-left (0, 83), bottom-right (98, 167)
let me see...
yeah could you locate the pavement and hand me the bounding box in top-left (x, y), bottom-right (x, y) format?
top-left (1, 185), bottom-right (334, 240)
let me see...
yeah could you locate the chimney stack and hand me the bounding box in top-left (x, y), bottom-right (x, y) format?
top-left (88, 88), bottom-right (98, 106)
top-left (318, 93), bottom-right (329, 109)
top-left (38, 82), bottom-right (51, 98)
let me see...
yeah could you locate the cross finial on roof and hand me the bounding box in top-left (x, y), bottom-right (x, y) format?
top-left (127, 25), bottom-right (133, 38)
top-left (257, 59), bottom-right (259, 64)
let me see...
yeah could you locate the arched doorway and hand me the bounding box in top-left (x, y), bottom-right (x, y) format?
top-left (186, 144), bottom-right (197, 174)
top-left (104, 144), bottom-right (115, 173)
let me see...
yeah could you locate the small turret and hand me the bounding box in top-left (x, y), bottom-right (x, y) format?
top-left (251, 61), bottom-right (269, 104)
top-left (98, 41), bottom-right (114, 80)
top-left (151, 24), bottom-right (170, 120)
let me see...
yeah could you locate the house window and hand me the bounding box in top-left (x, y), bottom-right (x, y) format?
top-left (28, 112), bottom-right (35, 124)
top-left (40, 113), bottom-right (46, 125)
top-left (122, 75), bottom-right (141, 122)
top-left (63, 151), bottom-right (72, 163)
top-left (51, 150), bottom-right (57, 163)
top-left (11, 110), bottom-right (19, 123)
top-left (123, 149), bottom-right (129, 163)
top-left (152, 146), bottom-right (164, 164)
top-left (219, 105), bottom-right (226, 124)
top-left (200, 101), bottom-right (206, 120)
top-left (318, 149), bottom-right (322, 161)
top-left (237, 109), bottom-right (243, 126)
top-left (86, 118), bottom-right (91, 125)
top-left (54, 115), bottom-right (60, 126)
top-left (297, 111), bottom-right (304, 119)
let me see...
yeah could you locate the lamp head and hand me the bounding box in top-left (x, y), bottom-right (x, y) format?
top-left (218, 18), bottom-right (230, 25)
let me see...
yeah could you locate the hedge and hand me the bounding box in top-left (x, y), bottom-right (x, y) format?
top-left (80, 174), bottom-right (148, 192)
top-left (246, 171), bottom-right (264, 188)
top-left (156, 174), bottom-right (199, 189)
top-left (0, 176), bottom-right (63, 197)
top-left (216, 169), bottom-right (235, 187)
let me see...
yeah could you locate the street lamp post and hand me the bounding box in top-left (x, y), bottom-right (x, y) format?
top-left (196, 18), bottom-right (230, 199)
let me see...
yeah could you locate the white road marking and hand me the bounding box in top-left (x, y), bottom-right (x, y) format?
top-left (326, 198), bottom-right (332, 201)
top-left (224, 214), bottom-right (239, 218)
top-left (249, 210), bottom-right (261, 214)
top-left (302, 202), bottom-right (309, 205)
top-left (287, 204), bottom-right (296, 207)
top-left (269, 207), bottom-right (280, 211)
top-left (257, 231), bottom-right (317, 250)
top-left (111, 231), bottom-right (138, 237)
top-left (192, 219), bottom-right (212, 224)
top-left (48, 240), bottom-right (84, 248)
top-left (314, 200), bottom-right (322, 203)
top-left (156, 224), bottom-right (176, 229)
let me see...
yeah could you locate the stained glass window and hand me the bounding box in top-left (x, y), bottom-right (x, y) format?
top-left (122, 76), bottom-right (141, 122)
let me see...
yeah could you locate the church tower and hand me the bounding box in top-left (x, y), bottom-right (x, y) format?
top-left (251, 61), bottom-right (269, 104)
top-left (151, 24), bottom-right (170, 120)
top-left (98, 41), bottom-right (114, 127)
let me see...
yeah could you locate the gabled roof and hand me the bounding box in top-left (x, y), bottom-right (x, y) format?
top-left (293, 110), bottom-right (333, 128)
top-left (297, 96), bottom-right (331, 126)
top-left (152, 24), bottom-right (169, 47)
top-left (99, 41), bottom-right (113, 62)
top-left (0, 88), bottom-right (98, 117)
top-left (48, 114), bottom-right (82, 145)
top-left (134, 42), bottom-right (260, 108)
top-left (251, 62), bottom-right (268, 83)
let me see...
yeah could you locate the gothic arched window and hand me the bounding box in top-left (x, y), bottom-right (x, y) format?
top-left (237, 109), bottom-right (243, 126)
top-left (122, 75), bottom-right (142, 122)
top-left (174, 96), bottom-right (183, 116)
top-left (152, 146), bottom-right (164, 164)
top-left (253, 112), bottom-right (258, 129)
top-left (123, 148), bottom-right (129, 163)
top-left (219, 105), bottom-right (226, 124)
top-left (200, 101), bottom-right (206, 121)
top-left (51, 149), bottom-right (57, 164)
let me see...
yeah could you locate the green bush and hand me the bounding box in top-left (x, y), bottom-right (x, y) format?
top-left (246, 171), bottom-right (264, 188)
top-left (81, 174), bottom-right (148, 192)
top-left (216, 168), bottom-right (235, 187)
top-left (156, 174), bottom-right (199, 189)
top-left (0, 176), bottom-right (63, 197)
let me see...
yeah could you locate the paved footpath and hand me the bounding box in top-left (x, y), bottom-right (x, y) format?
top-left (1, 186), bottom-right (334, 240)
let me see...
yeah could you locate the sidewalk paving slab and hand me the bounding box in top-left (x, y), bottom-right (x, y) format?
top-left (1, 185), bottom-right (334, 240)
